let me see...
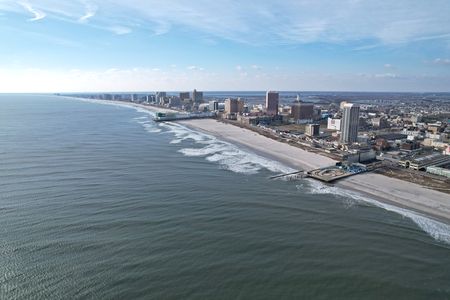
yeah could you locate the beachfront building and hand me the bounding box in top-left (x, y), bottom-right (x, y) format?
top-left (291, 102), bottom-right (314, 124)
top-left (265, 91), bottom-right (279, 116)
top-left (192, 89), bottom-right (203, 103)
top-left (209, 100), bottom-right (219, 111)
top-left (399, 153), bottom-right (450, 170)
top-left (179, 92), bottom-right (190, 101)
top-left (306, 124), bottom-right (320, 137)
top-left (156, 91), bottom-right (166, 104)
top-left (327, 118), bottom-right (341, 131)
top-left (224, 98), bottom-right (244, 114)
top-left (340, 103), bottom-right (360, 144)
top-left (225, 98), bottom-right (238, 114)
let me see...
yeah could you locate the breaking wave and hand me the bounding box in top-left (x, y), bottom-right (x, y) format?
top-left (301, 179), bottom-right (450, 245)
top-left (74, 96), bottom-right (450, 245)
top-left (160, 122), bottom-right (295, 175)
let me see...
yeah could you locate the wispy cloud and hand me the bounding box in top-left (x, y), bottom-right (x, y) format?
top-left (78, 1), bottom-right (97, 23)
top-left (187, 66), bottom-right (204, 71)
top-left (434, 58), bottom-right (450, 65)
top-left (108, 25), bottom-right (132, 35)
top-left (18, 1), bottom-right (46, 21)
top-left (375, 73), bottom-right (398, 78)
top-left (2, 0), bottom-right (448, 45)
top-left (2, 67), bottom-right (448, 93)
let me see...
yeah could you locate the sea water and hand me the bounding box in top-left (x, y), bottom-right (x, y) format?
top-left (0, 94), bottom-right (449, 299)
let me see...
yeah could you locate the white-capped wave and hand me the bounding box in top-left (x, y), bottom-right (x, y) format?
top-left (161, 122), bottom-right (295, 175)
top-left (300, 179), bottom-right (450, 245)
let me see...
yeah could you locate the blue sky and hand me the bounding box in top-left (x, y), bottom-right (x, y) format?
top-left (0, 0), bottom-right (450, 92)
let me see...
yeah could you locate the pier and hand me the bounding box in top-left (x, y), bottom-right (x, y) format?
top-left (153, 112), bottom-right (215, 122)
top-left (269, 170), bottom-right (307, 180)
top-left (270, 163), bottom-right (368, 183)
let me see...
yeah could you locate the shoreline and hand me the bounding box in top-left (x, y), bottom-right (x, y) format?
top-left (178, 119), bottom-right (450, 225)
top-left (65, 98), bottom-right (450, 225)
top-left (62, 96), bottom-right (179, 114)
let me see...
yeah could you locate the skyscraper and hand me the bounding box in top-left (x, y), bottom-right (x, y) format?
top-left (192, 89), bottom-right (203, 103)
top-left (340, 103), bottom-right (360, 144)
top-left (179, 92), bottom-right (190, 101)
top-left (155, 91), bottom-right (166, 103)
top-left (291, 102), bottom-right (314, 122)
top-left (265, 91), bottom-right (279, 116)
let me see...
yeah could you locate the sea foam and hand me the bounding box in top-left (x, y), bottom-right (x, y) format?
top-left (77, 98), bottom-right (450, 245)
top-left (302, 179), bottom-right (450, 245)
top-left (160, 122), bottom-right (295, 175)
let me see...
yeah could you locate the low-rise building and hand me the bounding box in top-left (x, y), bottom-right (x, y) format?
top-left (399, 153), bottom-right (450, 170)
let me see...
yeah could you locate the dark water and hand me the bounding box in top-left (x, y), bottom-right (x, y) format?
top-left (0, 95), bottom-right (449, 299)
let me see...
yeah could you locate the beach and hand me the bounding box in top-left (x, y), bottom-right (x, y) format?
top-left (67, 99), bottom-right (450, 224)
top-left (179, 119), bottom-right (450, 224)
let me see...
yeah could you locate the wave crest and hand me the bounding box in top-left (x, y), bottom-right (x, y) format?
top-left (301, 179), bottom-right (450, 245)
top-left (161, 122), bottom-right (295, 175)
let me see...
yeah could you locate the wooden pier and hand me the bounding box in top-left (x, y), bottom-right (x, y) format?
top-left (269, 170), bottom-right (308, 180)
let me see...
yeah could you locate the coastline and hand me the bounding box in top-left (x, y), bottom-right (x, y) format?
top-left (66, 98), bottom-right (450, 225)
top-left (178, 119), bottom-right (450, 224)
top-left (62, 97), bottom-right (178, 114)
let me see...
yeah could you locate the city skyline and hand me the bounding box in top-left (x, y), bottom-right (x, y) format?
top-left (1, 0), bottom-right (450, 92)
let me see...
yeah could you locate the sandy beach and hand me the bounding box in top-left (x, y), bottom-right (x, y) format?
top-left (179, 119), bottom-right (337, 170)
top-left (179, 119), bottom-right (450, 224)
top-left (71, 99), bottom-right (450, 224)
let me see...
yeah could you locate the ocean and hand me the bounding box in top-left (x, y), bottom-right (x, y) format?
top-left (0, 94), bottom-right (449, 299)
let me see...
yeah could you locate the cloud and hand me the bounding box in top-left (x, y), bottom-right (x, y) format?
top-left (17, 1), bottom-right (46, 21)
top-left (1, 0), bottom-right (448, 46)
top-left (434, 58), bottom-right (450, 65)
top-left (2, 67), bottom-right (448, 93)
top-left (108, 25), bottom-right (132, 35)
top-left (187, 66), bottom-right (204, 71)
top-left (384, 64), bottom-right (393, 68)
top-left (236, 65), bottom-right (243, 71)
top-left (78, 1), bottom-right (97, 23)
top-left (374, 73), bottom-right (398, 78)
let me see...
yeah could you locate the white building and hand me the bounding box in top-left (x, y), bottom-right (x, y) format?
top-left (327, 118), bottom-right (341, 131)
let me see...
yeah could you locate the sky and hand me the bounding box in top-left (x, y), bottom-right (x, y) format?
top-left (0, 0), bottom-right (450, 92)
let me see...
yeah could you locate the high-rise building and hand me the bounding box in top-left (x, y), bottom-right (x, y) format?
top-left (209, 100), bottom-right (219, 111)
top-left (306, 124), bottom-right (320, 137)
top-left (265, 91), bottom-right (279, 116)
top-left (192, 89), bottom-right (203, 103)
top-left (237, 98), bottom-right (245, 114)
top-left (291, 102), bottom-right (314, 123)
top-left (225, 98), bottom-right (237, 114)
top-left (340, 103), bottom-right (360, 144)
top-left (156, 92), bottom-right (166, 103)
top-left (179, 92), bottom-right (190, 101)
top-left (224, 98), bottom-right (245, 114)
